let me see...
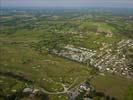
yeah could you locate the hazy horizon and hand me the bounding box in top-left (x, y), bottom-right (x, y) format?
top-left (1, 0), bottom-right (133, 8)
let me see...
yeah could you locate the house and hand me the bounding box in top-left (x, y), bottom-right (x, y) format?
top-left (23, 88), bottom-right (33, 93)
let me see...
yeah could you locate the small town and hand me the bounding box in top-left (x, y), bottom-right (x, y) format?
top-left (52, 39), bottom-right (133, 78)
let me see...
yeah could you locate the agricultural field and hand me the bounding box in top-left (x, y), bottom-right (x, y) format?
top-left (0, 8), bottom-right (133, 100)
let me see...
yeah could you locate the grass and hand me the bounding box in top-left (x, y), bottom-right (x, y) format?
top-left (0, 39), bottom-right (91, 93)
top-left (124, 85), bottom-right (133, 100)
top-left (90, 73), bottom-right (133, 100)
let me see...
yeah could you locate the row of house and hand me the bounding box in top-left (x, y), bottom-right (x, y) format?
top-left (51, 40), bottom-right (133, 78)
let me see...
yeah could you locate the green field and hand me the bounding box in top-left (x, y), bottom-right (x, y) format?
top-left (91, 73), bottom-right (133, 100)
top-left (0, 38), bottom-right (91, 99)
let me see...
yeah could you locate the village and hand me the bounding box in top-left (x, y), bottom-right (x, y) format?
top-left (51, 39), bottom-right (133, 78)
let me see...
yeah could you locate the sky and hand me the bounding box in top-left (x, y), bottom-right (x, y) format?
top-left (1, 0), bottom-right (133, 8)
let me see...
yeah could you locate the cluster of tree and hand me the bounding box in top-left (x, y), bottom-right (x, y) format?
top-left (0, 87), bottom-right (49, 100)
top-left (108, 22), bottom-right (133, 38)
top-left (76, 90), bottom-right (117, 100)
top-left (0, 71), bottom-right (33, 83)
top-left (36, 32), bottom-right (74, 52)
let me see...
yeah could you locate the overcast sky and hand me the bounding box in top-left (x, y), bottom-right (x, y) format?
top-left (1, 0), bottom-right (133, 8)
